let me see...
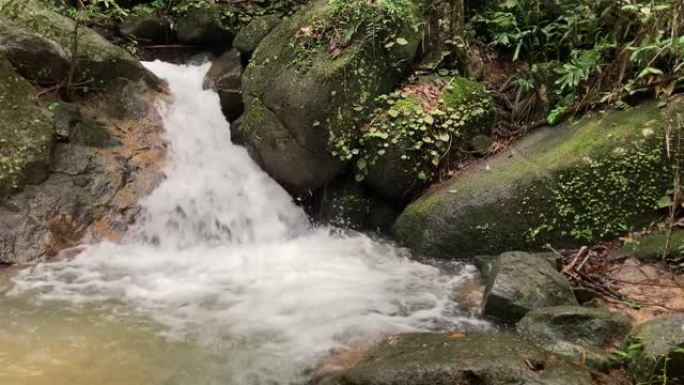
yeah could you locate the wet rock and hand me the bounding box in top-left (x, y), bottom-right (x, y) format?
top-left (203, 49), bottom-right (243, 122)
top-left (233, 15), bottom-right (281, 58)
top-left (175, 6), bottom-right (233, 47)
top-left (53, 103), bottom-right (113, 147)
top-left (118, 11), bottom-right (172, 45)
top-left (627, 313), bottom-right (684, 384)
top-left (517, 306), bottom-right (632, 367)
top-left (0, 20), bottom-right (69, 82)
top-left (317, 332), bottom-right (613, 385)
top-left (482, 251), bottom-right (578, 323)
top-left (240, 0), bottom-right (421, 189)
top-left (317, 178), bottom-right (398, 231)
top-left (0, 58), bottom-right (54, 199)
top-left (393, 100), bottom-right (683, 258)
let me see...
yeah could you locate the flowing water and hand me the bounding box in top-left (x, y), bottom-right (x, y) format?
top-left (1, 62), bottom-right (486, 385)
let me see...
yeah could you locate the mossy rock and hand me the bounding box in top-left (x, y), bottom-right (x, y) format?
top-left (203, 49), bottom-right (243, 122)
top-left (118, 9), bottom-right (172, 45)
top-left (361, 76), bottom-right (495, 204)
top-left (474, 251), bottom-right (560, 280)
top-left (609, 229), bottom-right (684, 262)
top-left (233, 14), bottom-right (281, 57)
top-left (241, 0), bottom-right (422, 189)
top-left (174, 5), bottom-right (233, 46)
top-left (393, 100), bottom-right (684, 258)
top-left (317, 332), bottom-right (613, 385)
top-left (0, 57), bottom-right (54, 199)
top-left (53, 103), bottom-right (113, 147)
top-left (0, 0), bottom-right (161, 88)
top-left (0, 19), bottom-right (69, 82)
top-left (627, 313), bottom-right (684, 384)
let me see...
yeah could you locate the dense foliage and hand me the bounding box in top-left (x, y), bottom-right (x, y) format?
top-left (471, 0), bottom-right (684, 125)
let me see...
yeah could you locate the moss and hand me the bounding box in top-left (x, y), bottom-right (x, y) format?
top-left (610, 229), bottom-right (684, 262)
top-left (0, 57), bottom-right (54, 198)
top-left (393, 100), bottom-right (684, 258)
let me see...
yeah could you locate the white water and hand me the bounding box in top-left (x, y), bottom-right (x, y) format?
top-left (8, 62), bottom-right (485, 384)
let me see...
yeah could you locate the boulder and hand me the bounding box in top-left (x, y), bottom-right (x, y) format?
top-left (0, 20), bottom-right (69, 82)
top-left (233, 15), bottom-right (281, 57)
top-left (118, 10), bottom-right (172, 45)
top-left (317, 332), bottom-right (613, 385)
top-left (240, 0), bottom-right (422, 189)
top-left (474, 251), bottom-right (561, 280)
top-left (0, 57), bottom-right (54, 199)
top-left (203, 49), bottom-right (243, 122)
top-left (0, 0), bottom-right (161, 88)
top-left (482, 252), bottom-right (578, 323)
top-left (517, 306), bottom-right (631, 367)
top-left (174, 6), bottom-right (233, 46)
top-left (359, 76), bottom-right (495, 204)
top-left (627, 313), bottom-right (684, 384)
top-left (394, 100), bottom-right (683, 258)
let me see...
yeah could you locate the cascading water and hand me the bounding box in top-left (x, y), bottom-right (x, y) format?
top-left (4, 61), bottom-right (486, 384)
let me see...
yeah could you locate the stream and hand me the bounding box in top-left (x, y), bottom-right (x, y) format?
top-left (0, 62), bottom-right (486, 385)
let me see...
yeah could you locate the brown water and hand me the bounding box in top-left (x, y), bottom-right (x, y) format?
top-left (0, 269), bottom-right (229, 385)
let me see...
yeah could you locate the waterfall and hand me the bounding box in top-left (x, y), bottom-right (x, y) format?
top-left (9, 61), bottom-right (483, 384)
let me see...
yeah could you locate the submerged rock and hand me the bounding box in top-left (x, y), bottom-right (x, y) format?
top-left (627, 313), bottom-right (684, 384)
top-left (203, 49), bottom-right (243, 122)
top-left (482, 251), bottom-right (578, 323)
top-left (317, 332), bottom-right (613, 385)
top-left (394, 100), bottom-right (683, 258)
top-left (517, 306), bottom-right (632, 367)
top-left (240, 0), bottom-right (421, 189)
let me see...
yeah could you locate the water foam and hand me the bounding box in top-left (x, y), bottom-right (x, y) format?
top-left (10, 61), bottom-right (485, 384)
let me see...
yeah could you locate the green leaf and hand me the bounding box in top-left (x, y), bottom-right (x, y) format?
top-left (395, 37), bottom-right (408, 46)
top-left (387, 108), bottom-right (399, 118)
top-left (424, 114), bottom-right (435, 125)
top-left (657, 196), bottom-right (672, 208)
top-left (356, 158), bottom-right (367, 170)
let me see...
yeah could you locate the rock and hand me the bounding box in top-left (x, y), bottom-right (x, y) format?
top-left (240, 0), bottom-right (421, 189)
top-left (233, 15), bottom-right (281, 57)
top-left (0, 0), bottom-right (161, 88)
top-left (482, 251), bottom-right (578, 323)
top-left (118, 10), bottom-right (172, 45)
top-left (174, 6), bottom-right (233, 46)
top-left (203, 49), bottom-right (243, 122)
top-left (393, 100), bottom-right (683, 258)
top-left (361, 76), bottom-right (495, 204)
top-left (52, 103), bottom-right (113, 147)
top-left (627, 313), bottom-right (684, 384)
top-left (317, 178), bottom-right (398, 231)
top-left (317, 332), bottom-right (612, 385)
top-left (0, 58), bottom-right (54, 199)
top-left (609, 230), bottom-right (684, 262)
top-left (517, 306), bottom-right (632, 367)
top-left (0, 20), bottom-right (69, 82)
top-left (470, 134), bottom-right (493, 154)
top-left (475, 251), bottom-right (560, 280)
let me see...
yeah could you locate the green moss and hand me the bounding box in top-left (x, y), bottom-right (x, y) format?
top-left (0, 57), bottom-right (54, 198)
top-left (394, 100), bottom-right (684, 258)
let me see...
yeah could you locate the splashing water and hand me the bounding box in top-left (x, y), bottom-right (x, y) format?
top-left (5, 62), bottom-right (485, 384)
